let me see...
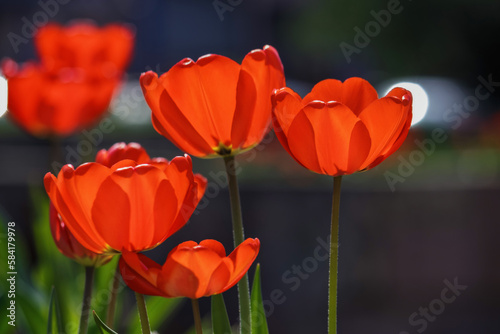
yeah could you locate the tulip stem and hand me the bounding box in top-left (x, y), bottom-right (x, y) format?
top-left (223, 155), bottom-right (251, 334)
top-left (191, 299), bottom-right (203, 334)
top-left (106, 262), bottom-right (121, 327)
top-left (328, 176), bottom-right (342, 334)
top-left (135, 292), bottom-right (151, 334)
top-left (78, 266), bottom-right (95, 334)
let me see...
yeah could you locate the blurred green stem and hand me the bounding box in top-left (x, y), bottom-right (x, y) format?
top-left (78, 266), bottom-right (95, 334)
top-left (328, 176), bottom-right (342, 334)
top-left (106, 262), bottom-right (121, 326)
top-left (135, 292), bottom-right (151, 334)
top-left (191, 299), bottom-right (203, 334)
top-left (223, 155), bottom-right (251, 334)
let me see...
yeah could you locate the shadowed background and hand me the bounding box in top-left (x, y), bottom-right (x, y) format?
top-left (0, 0), bottom-right (499, 333)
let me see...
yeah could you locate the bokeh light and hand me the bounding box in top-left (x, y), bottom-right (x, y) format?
top-left (0, 75), bottom-right (7, 117)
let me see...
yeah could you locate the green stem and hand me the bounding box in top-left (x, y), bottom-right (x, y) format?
top-left (106, 262), bottom-right (121, 327)
top-left (135, 292), bottom-right (151, 334)
top-left (191, 299), bottom-right (203, 334)
top-left (328, 176), bottom-right (342, 334)
top-left (223, 155), bottom-right (251, 334)
top-left (78, 266), bottom-right (95, 334)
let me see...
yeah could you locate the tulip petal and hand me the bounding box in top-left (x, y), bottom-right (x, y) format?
top-left (161, 55), bottom-right (241, 148)
top-left (358, 89), bottom-right (412, 169)
top-left (45, 164), bottom-right (111, 253)
top-left (199, 239), bottom-right (226, 257)
top-left (120, 251), bottom-right (165, 296)
top-left (271, 87), bottom-right (304, 156)
top-left (164, 156), bottom-right (207, 237)
top-left (303, 78), bottom-right (378, 116)
top-left (288, 101), bottom-right (367, 175)
top-left (141, 71), bottom-right (215, 157)
top-left (160, 244), bottom-right (224, 299)
top-left (91, 165), bottom-right (178, 251)
top-left (231, 68), bottom-right (257, 150)
top-left (223, 238), bottom-right (260, 292)
top-left (232, 46), bottom-right (285, 150)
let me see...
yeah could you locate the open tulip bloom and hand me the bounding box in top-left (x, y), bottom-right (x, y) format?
top-left (44, 153), bottom-right (207, 255)
top-left (120, 238), bottom-right (260, 299)
top-left (140, 45), bottom-right (285, 158)
top-left (120, 238), bottom-right (260, 333)
top-left (272, 77), bottom-right (413, 176)
top-left (272, 77), bottom-right (413, 333)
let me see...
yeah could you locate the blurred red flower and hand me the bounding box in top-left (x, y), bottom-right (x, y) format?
top-left (1, 59), bottom-right (118, 137)
top-left (44, 153), bottom-right (207, 254)
top-left (35, 21), bottom-right (134, 79)
top-left (1, 21), bottom-right (134, 138)
top-left (119, 238), bottom-right (260, 299)
top-left (140, 45), bottom-right (285, 158)
top-left (272, 77), bottom-right (413, 176)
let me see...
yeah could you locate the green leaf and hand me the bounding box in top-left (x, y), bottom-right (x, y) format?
top-left (47, 286), bottom-right (55, 334)
top-left (251, 264), bottom-right (269, 334)
top-left (211, 293), bottom-right (232, 334)
top-left (93, 310), bottom-right (118, 334)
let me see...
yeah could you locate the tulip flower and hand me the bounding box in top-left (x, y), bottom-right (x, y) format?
top-left (272, 77), bottom-right (413, 176)
top-left (35, 21), bottom-right (134, 79)
top-left (44, 154), bottom-right (207, 254)
top-left (1, 59), bottom-right (118, 137)
top-left (119, 238), bottom-right (260, 299)
top-left (140, 45), bottom-right (285, 158)
top-left (49, 202), bottom-right (112, 267)
top-left (95, 142), bottom-right (158, 167)
top-left (272, 77), bottom-right (413, 334)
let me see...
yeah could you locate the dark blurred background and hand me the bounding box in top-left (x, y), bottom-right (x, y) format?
top-left (1, 0), bottom-right (500, 333)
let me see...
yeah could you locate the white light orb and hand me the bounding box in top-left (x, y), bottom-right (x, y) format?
top-left (0, 76), bottom-right (7, 118)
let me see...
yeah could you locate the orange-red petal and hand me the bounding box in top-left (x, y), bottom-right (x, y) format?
top-left (120, 250), bottom-right (165, 296)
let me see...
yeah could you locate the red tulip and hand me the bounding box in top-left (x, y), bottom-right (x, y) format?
top-left (44, 154), bottom-right (207, 254)
top-left (35, 21), bottom-right (134, 78)
top-left (140, 45), bottom-right (285, 158)
top-left (119, 238), bottom-right (260, 299)
top-left (272, 77), bottom-right (413, 176)
top-left (95, 142), bottom-right (158, 167)
top-left (49, 202), bottom-right (112, 267)
top-left (1, 59), bottom-right (118, 137)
